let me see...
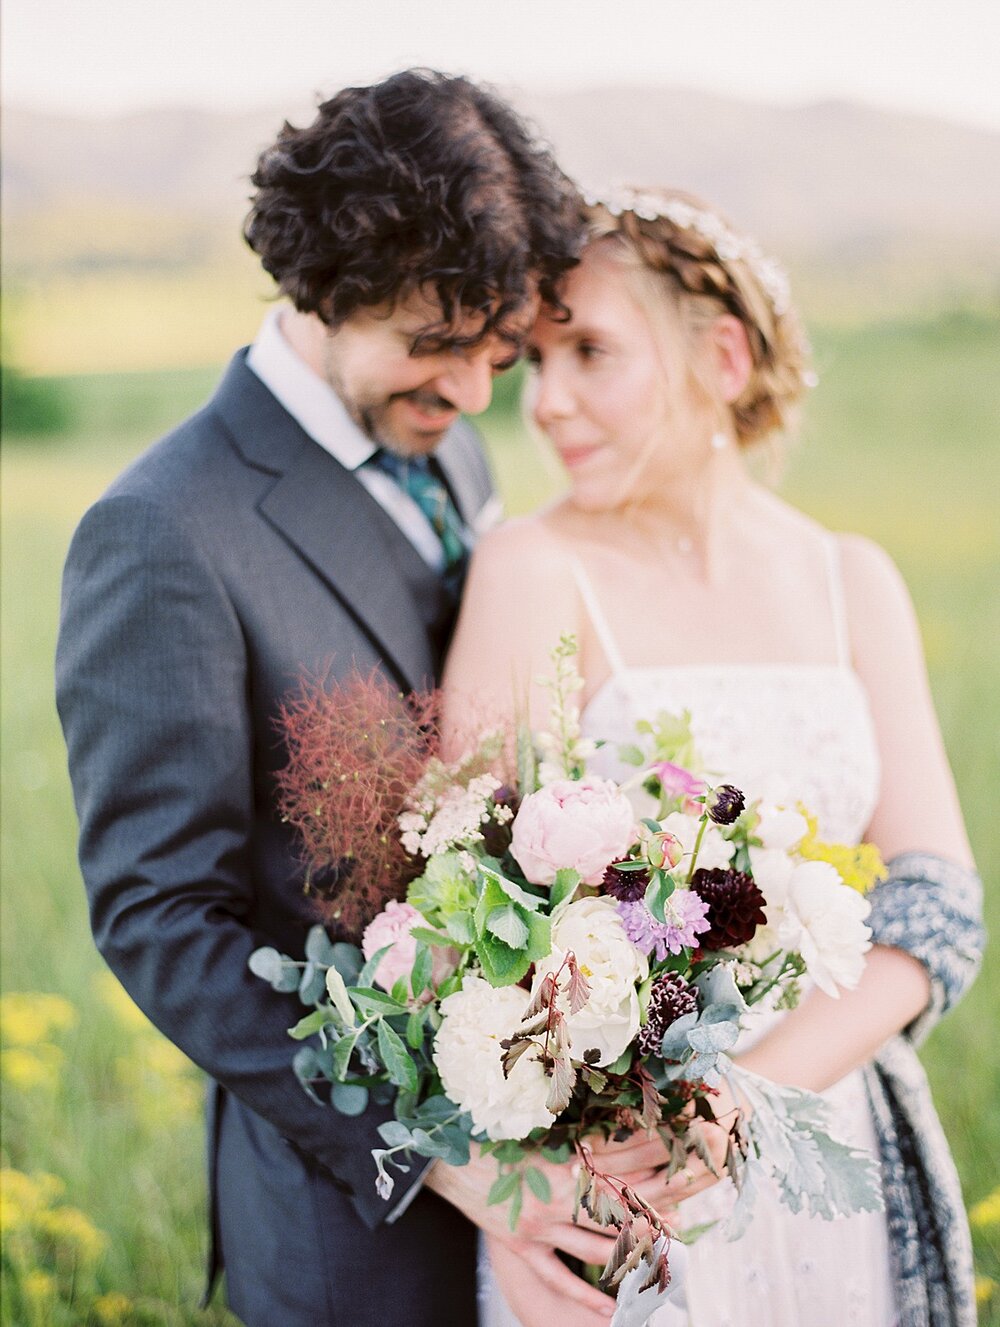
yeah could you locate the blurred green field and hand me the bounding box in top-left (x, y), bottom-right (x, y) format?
top-left (2, 310), bottom-right (999, 1323)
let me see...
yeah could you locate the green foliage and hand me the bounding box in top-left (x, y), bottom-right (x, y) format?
top-left (1, 360), bottom-right (72, 437)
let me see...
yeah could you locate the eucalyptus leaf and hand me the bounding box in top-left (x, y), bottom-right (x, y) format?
top-left (299, 961), bottom-right (326, 1005)
top-left (331, 1082), bottom-right (369, 1116)
top-left (305, 924), bottom-right (338, 966)
top-left (331, 942), bottom-right (364, 982)
top-left (292, 1046), bottom-right (323, 1105)
top-left (410, 1127), bottom-right (454, 1158)
top-left (377, 1120), bottom-right (414, 1149)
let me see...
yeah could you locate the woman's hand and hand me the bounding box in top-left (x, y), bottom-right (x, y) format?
top-left (485, 1232), bottom-right (615, 1327)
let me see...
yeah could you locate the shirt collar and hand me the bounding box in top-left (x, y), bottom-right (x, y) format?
top-left (245, 307), bottom-right (376, 471)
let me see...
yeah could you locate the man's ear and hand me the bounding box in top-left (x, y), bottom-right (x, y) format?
top-left (706, 315), bottom-right (754, 404)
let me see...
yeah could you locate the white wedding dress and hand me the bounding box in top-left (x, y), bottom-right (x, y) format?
top-left (479, 538), bottom-right (898, 1327)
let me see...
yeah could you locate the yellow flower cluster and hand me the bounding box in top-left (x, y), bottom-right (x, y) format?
top-left (96, 971), bottom-right (202, 1126)
top-left (1, 1169), bottom-right (134, 1323)
top-left (797, 809), bottom-right (887, 895)
top-left (0, 991), bottom-right (78, 1091)
top-left (970, 1183), bottom-right (1000, 1230)
top-left (1, 1168), bottom-right (108, 1262)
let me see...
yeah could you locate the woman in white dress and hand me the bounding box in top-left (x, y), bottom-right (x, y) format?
top-left (442, 188), bottom-right (979, 1326)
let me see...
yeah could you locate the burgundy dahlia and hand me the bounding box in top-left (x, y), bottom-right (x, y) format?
top-left (705, 783), bottom-right (746, 826)
top-left (689, 867), bottom-right (766, 950)
top-left (602, 862), bottom-right (650, 903)
top-left (638, 972), bottom-right (698, 1057)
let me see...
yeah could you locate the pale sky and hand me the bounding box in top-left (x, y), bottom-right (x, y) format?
top-left (3, 0), bottom-right (999, 130)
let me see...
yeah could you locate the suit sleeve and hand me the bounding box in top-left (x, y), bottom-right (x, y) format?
top-left (56, 492), bottom-right (421, 1227)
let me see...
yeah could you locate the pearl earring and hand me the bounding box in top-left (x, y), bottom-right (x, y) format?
top-left (710, 431), bottom-right (728, 451)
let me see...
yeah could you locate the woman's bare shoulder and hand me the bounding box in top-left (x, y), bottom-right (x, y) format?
top-left (469, 505), bottom-right (579, 585)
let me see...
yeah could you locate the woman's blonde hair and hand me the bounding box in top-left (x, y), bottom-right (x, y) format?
top-left (582, 188), bottom-right (813, 447)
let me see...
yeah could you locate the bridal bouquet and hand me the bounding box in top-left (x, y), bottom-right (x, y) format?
top-left (250, 638), bottom-right (885, 1324)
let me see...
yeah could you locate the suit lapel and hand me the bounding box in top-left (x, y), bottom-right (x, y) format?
top-left (212, 352), bottom-right (434, 691)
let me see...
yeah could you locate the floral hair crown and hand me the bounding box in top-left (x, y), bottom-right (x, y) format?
top-left (582, 185), bottom-right (793, 320)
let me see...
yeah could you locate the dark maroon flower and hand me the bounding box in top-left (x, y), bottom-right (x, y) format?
top-left (705, 784), bottom-right (746, 826)
top-left (602, 862), bottom-right (650, 903)
top-left (638, 972), bottom-right (698, 1057)
top-left (689, 867), bottom-right (766, 950)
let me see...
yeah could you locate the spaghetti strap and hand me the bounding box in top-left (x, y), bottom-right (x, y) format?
top-left (570, 559), bottom-right (628, 677)
top-left (823, 535), bottom-right (851, 668)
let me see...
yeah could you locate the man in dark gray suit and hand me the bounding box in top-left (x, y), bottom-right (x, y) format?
top-left (56, 71), bottom-right (617, 1326)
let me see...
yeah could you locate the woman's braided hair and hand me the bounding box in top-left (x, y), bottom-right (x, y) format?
top-left (583, 188), bottom-right (814, 446)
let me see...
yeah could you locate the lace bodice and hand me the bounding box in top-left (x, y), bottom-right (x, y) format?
top-left (572, 535), bottom-right (881, 844)
top-left (583, 662), bottom-right (880, 844)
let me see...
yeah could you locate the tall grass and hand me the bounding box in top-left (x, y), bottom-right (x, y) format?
top-left (2, 311), bottom-right (998, 1322)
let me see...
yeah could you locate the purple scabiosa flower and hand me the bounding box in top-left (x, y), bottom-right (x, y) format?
top-left (602, 862), bottom-right (650, 903)
top-left (617, 890), bottom-right (711, 961)
top-left (638, 972), bottom-right (699, 1057)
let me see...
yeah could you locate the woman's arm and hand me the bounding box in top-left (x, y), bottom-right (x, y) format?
top-left (737, 534), bottom-right (977, 1090)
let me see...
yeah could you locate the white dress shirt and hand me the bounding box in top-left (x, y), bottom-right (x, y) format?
top-left (246, 308), bottom-right (446, 570)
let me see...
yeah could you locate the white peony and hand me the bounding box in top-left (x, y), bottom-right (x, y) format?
top-left (537, 897), bottom-right (648, 1066)
top-left (432, 975), bottom-right (553, 1140)
top-left (776, 860), bottom-right (872, 997)
top-left (663, 810), bottom-right (733, 873)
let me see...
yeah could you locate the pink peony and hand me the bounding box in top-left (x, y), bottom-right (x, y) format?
top-left (651, 762), bottom-right (706, 812)
top-left (361, 900), bottom-right (458, 999)
top-left (510, 777), bottom-right (636, 887)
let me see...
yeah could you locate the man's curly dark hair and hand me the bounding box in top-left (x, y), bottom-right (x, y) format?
top-left (245, 69), bottom-right (582, 348)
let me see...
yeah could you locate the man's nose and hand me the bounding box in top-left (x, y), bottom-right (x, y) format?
top-left (435, 353), bottom-right (495, 417)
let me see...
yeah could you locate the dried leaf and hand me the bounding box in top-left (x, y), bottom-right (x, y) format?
top-left (500, 1036), bottom-right (537, 1079)
top-left (637, 1064), bottom-right (663, 1131)
top-left (687, 1120), bottom-right (722, 1179)
top-left (545, 1051), bottom-right (576, 1115)
top-left (566, 954), bottom-right (591, 1016)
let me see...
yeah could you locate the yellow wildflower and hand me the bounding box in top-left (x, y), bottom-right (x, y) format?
top-left (0, 992), bottom-right (78, 1046)
top-left (34, 1205), bottom-right (108, 1263)
top-left (93, 1291), bottom-right (134, 1324)
top-left (976, 1275), bottom-right (996, 1307)
top-left (22, 1268), bottom-right (57, 1303)
top-left (1, 1169), bottom-right (66, 1215)
top-left (94, 971), bottom-right (152, 1033)
top-left (797, 808), bottom-right (886, 894)
top-left (141, 1038), bottom-right (192, 1077)
top-left (1, 1043), bottom-right (64, 1090)
top-left (970, 1184), bottom-right (1000, 1230)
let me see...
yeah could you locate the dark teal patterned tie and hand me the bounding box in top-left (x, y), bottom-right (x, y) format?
top-left (367, 450), bottom-right (469, 580)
